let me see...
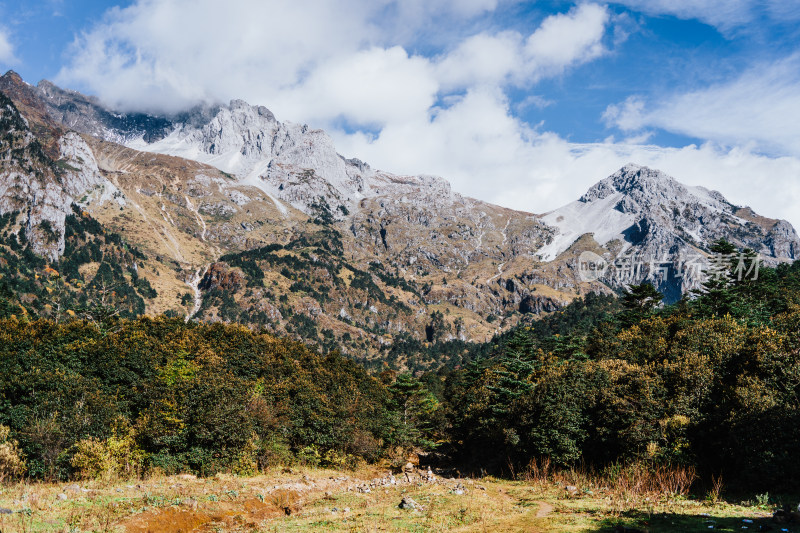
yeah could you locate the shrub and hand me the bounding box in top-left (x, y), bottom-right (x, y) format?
top-left (250, 436), bottom-right (293, 471)
top-left (268, 489), bottom-right (300, 515)
top-left (20, 416), bottom-right (68, 481)
top-left (70, 428), bottom-right (146, 480)
top-left (296, 445), bottom-right (321, 467)
top-left (321, 449), bottom-right (350, 470)
top-left (347, 430), bottom-right (382, 463)
top-left (0, 425), bottom-right (26, 482)
top-left (70, 437), bottom-right (113, 480)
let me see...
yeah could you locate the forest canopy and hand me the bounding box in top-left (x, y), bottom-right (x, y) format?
top-left (1, 241), bottom-right (799, 492)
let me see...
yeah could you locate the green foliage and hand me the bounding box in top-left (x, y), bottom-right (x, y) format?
top-left (309, 196), bottom-right (335, 225)
top-left (203, 228), bottom-right (415, 357)
top-left (619, 282), bottom-right (664, 326)
top-left (0, 317), bottom-right (399, 479)
top-left (387, 373), bottom-right (440, 448)
top-left (441, 254), bottom-right (800, 490)
top-left (0, 206), bottom-right (157, 321)
top-left (69, 426), bottom-right (146, 480)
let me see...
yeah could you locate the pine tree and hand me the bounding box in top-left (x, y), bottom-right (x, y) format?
top-left (619, 282), bottom-right (663, 326)
top-left (388, 374), bottom-right (439, 447)
top-left (621, 283), bottom-right (664, 311)
top-left (693, 239), bottom-right (737, 316)
top-left (486, 328), bottom-right (538, 418)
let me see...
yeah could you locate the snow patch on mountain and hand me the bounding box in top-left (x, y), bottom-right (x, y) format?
top-left (534, 163), bottom-right (800, 300)
top-left (537, 164), bottom-right (751, 261)
top-left (122, 98), bottom-right (461, 221)
top-left (538, 191), bottom-right (635, 260)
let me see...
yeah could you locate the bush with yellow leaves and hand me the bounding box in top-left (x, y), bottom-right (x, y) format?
top-left (70, 427), bottom-right (147, 480)
top-left (0, 425), bottom-right (26, 482)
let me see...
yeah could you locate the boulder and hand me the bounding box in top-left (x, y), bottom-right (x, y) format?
top-left (399, 496), bottom-right (419, 510)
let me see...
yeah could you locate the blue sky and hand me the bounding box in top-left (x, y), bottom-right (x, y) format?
top-left (1, 0), bottom-right (799, 225)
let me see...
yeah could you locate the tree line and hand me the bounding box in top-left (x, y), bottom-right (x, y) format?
top-left (1, 240), bottom-right (798, 492)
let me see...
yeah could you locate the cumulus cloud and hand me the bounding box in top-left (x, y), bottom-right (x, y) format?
top-left (59, 0), bottom-right (610, 120)
top-left (523, 3), bottom-right (608, 74)
top-left (436, 4), bottom-right (609, 89)
top-left (59, 0), bottom-right (382, 113)
top-left (604, 55), bottom-right (800, 156)
top-left (0, 28), bottom-right (16, 65)
top-left (273, 46), bottom-right (438, 129)
top-left (436, 31), bottom-right (523, 89)
top-left (335, 88), bottom-right (540, 201)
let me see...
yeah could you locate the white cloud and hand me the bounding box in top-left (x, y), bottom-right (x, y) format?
top-left (335, 88), bottom-right (541, 204)
top-left (610, 0), bottom-right (800, 33)
top-left (333, 87), bottom-right (800, 229)
top-left (602, 96), bottom-right (646, 130)
top-left (273, 47), bottom-right (438, 129)
top-left (516, 94), bottom-right (553, 111)
top-left (57, 0), bottom-right (613, 130)
top-left (54, 0), bottom-right (800, 231)
top-left (436, 4), bottom-right (609, 89)
top-left (604, 55), bottom-right (800, 156)
top-left (0, 28), bottom-right (16, 65)
top-left (59, 0), bottom-right (383, 113)
top-left (523, 3), bottom-right (608, 75)
top-left (436, 31), bottom-right (523, 89)
top-left (60, 0), bottom-right (610, 119)
top-left (611, 0), bottom-right (751, 31)
top-left (57, 0), bottom-right (522, 115)
top-left (384, 0), bottom-right (500, 23)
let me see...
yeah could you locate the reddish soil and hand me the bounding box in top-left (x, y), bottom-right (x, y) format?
top-left (121, 497), bottom-right (289, 532)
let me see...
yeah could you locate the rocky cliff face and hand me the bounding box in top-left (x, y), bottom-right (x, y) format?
top-left (35, 79), bottom-right (174, 144)
top-left (0, 89), bottom-right (123, 260)
top-left (13, 75), bottom-right (561, 331)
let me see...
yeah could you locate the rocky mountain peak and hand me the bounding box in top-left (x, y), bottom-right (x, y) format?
top-left (577, 164), bottom-right (736, 224)
top-left (0, 89), bottom-right (124, 260)
top-left (541, 163), bottom-right (800, 299)
top-left (1, 78), bottom-right (470, 224)
top-left (1, 70), bottom-right (24, 85)
top-left (229, 98), bottom-right (276, 121)
top-left (27, 77), bottom-right (174, 144)
top-left (582, 164), bottom-right (684, 204)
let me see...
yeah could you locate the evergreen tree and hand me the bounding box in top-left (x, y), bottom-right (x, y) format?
top-left (388, 373), bottom-right (439, 447)
top-left (621, 283), bottom-right (664, 311)
top-left (693, 239), bottom-right (738, 316)
top-left (486, 328), bottom-right (538, 415)
top-left (619, 282), bottom-right (663, 326)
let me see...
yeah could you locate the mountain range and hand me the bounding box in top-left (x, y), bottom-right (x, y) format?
top-left (1, 69), bottom-right (797, 368)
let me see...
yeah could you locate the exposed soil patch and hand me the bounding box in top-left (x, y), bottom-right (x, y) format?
top-left (121, 498), bottom-right (287, 532)
top-left (122, 507), bottom-right (211, 533)
top-left (535, 500), bottom-right (554, 518)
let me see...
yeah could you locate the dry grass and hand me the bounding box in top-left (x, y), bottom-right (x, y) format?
top-left (706, 473), bottom-right (724, 505)
top-left (605, 464), bottom-right (695, 517)
top-left (520, 459), bottom-right (696, 508)
top-left (0, 464), bottom-right (789, 532)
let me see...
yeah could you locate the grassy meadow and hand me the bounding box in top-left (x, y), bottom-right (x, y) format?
top-left (0, 464), bottom-right (793, 532)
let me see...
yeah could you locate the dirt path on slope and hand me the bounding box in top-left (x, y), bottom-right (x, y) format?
top-left (535, 500), bottom-right (554, 518)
